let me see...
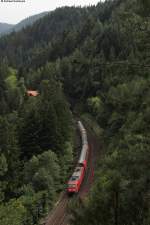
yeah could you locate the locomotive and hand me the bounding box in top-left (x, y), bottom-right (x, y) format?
top-left (67, 121), bottom-right (89, 193)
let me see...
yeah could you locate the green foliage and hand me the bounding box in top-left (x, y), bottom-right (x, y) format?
top-left (0, 114), bottom-right (21, 196)
top-left (19, 77), bottom-right (72, 159)
top-left (0, 190), bottom-right (50, 225)
top-left (87, 96), bottom-right (104, 117)
top-left (0, 154), bottom-right (8, 202)
top-left (5, 73), bottom-right (17, 89)
top-left (59, 141), bottom-right (73, 184)
top-left (0, 199), bottom-right (26, 225)
top-left (24, 150), bottom-right (60, 193)
top-left (138, 0), bottom-right (150, 15)
top-left (74, 135), bottom-right (150, 225)
top-left (0, 154), bottom-right (7, 176)
top-left (0, 0), bottom-right (149, 224)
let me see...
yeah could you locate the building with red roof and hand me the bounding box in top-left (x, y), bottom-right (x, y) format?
top-left (27, 90), bottom-right (39, 97)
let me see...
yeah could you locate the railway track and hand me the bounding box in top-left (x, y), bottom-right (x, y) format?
top-left (45, 192), bottom-right (70, 225)
top-left (44, 124), bottom-right (102, 225)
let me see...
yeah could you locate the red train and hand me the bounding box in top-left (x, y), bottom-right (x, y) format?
top-left (67, 121), bottom-right (89, 194)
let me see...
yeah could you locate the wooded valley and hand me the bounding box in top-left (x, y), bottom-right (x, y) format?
top-left (0, 0), bottom-right (149, 224)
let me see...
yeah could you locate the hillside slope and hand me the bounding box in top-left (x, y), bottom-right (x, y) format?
top-left (0, 6), bottom-right (90, 68)
top-left (0, 0), bottom-right (150, 225)
top-left (0, 11), bottom-right (49, 36)
top-left (12, 11), bottom-right (49, 33)
top-left (0, 23), bottom-right (13, 34)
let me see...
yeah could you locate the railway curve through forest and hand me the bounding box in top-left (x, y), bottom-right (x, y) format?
top-left (43, 122), bottom-right (102, 225)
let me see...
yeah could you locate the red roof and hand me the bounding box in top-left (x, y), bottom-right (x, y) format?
top-left (27, 90), bottom-right (39, 97)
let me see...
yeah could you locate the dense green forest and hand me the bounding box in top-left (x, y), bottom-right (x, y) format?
top-left (0, 62), bottom-right (73, 224)
top-left (0, 0), bottom-right (150, 224)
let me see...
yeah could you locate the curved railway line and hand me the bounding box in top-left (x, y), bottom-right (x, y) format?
top-left (44, 121), bottom-right (102, 225)
top-left (45, 193), bottom-right (70, 225)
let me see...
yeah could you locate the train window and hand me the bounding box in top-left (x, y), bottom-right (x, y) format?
top-left (75, 168), bottom-right (80, 172)
top-left (70, 176), bottom-right (79, 181)
top-left (78, 163), bottom-right (84, 167)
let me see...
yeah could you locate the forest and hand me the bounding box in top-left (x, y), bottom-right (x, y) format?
top-left (0, 0), bottom-right (150, 224)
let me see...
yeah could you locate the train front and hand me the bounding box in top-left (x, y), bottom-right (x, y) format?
top-left (67, 182), bottom-right (78, 193)
top-left (67, 177), bottom-right (78, 193)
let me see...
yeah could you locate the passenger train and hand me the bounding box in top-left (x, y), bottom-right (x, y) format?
top-left (67, 121), bottom-right (89, 194)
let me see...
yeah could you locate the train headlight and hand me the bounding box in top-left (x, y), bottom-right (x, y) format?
top-left (68, 184), bottom-right (76, 188)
